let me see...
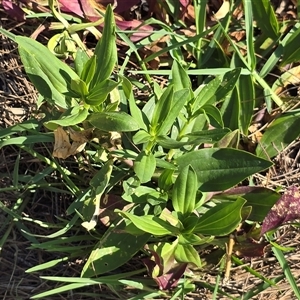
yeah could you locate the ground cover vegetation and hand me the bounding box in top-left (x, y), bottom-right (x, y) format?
top-left (1, 0), bottom-right (300, 299)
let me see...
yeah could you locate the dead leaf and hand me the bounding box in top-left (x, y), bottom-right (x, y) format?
top-left (53, 127), bottom-right (93, 159)
top-left (213, 0), bottom-right (230, 20)
top-left (53, 127), bottom-right (72, 159)
top-left (261, 185), bottom-right (300, 235)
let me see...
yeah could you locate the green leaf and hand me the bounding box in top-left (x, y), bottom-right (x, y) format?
top-left (90, 5), bottom-right (117, 88)
top-left (172, 60), bottom-right (191, 90)
top-left (201, 104), bottom-right (224, 128)
top-left (70, 78), bottom-right (88, 97)
top-left (85, 79), bottom-right (119, 105)
top-left (220, 87), bottom-right (240, 130)
top-left (132, 130), bottom-right (151, 144)
top-left (176, 148), bottom-right (272, 192)
top-left (215, 68), bottom-right (241, 103)
top-left (81, 221), bottom-right (150, 277)
top-left (80, 55), bottom-right (96, 85)
top-left (44, 107), bottom-right (89, 130)
top-left (193, 76), bottom-right (221, 109)
top-left (244, 0), bottom-right (256, 70)
top-left (157, 88), bottom-right (190, 135)
top-left (256, 110), bottom-right (300, 159)
top-left (16, 36), bottom-right (80, 107)
top-left (238, 75), bottom-right (255, 135)
top-left (74, 48), bottom-right (89, 77)
top-left (124, 78), bottom-right (148, 131)
top-left (158, 169), bottom-right (175, 192)
top-left (178, 233), bottom-right (214, 246)
top-left (117, 212), bottom-right (178, 236)
top-left (151, 85), bottom-right (174, 134)
top-left (185, 128), bottom-right (231, 144)
top-left (88, 111), bottom-right (140, 132)
top-left (174, 244), bottom-right (201, 267)
top-left (195, 198), bottom-right (246, 236)
top-left (281, 25), bottom-right (300, 65)
top-left (134, 151), bottom-right (156, 183)
top-left (251, 0), bottom-right (279, 40)
top-left (172, 165), bottom-right (198, 216)
top-left (215, 186), bottom-right (280, 222)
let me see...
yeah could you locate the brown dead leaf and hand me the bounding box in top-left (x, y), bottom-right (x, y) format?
top-left (53, 127), bottom-right (94, 159)
top-left (53, 127), bottom-right (72, 159)
top-left (274, 66), bottom-right (300, 95)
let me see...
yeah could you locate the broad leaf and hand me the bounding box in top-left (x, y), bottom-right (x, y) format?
top-left (124, 77), bottom-right (148, 130)
top-left (256, 110), bottom-right (300, 159)
top-left (151, 85), bottom-right (174, 134)
top-left (171, 60), bottom-right (191, 90)
top-left (88, 111), bottom-right (140, 132)
top-left (238, 75), bottom-right (255, 135)
top-left (157, 88), bottom-right (190, 135)
top-left (85, 79), bottom-right (119, 105)
top-left (44, 107), bottom-right (89, 130)
top-left (176, 148), bottom-right (272, 192)
top-left (174, 244), bottom-right (201, 267)
top-left (134, 151), bottom-right (156, 183)
top-left (252, 0), bottom-right (279, 40)
top-left (215, 186), bottom-right (280, 222)
top-left (81, 221), bottom-right (150, 277)
top-left (15, 36), bottom-right (80, 108)
top-left (195, 197), bottom-right (246, 235)
top-left (117, 212), bottom-right (178, 236)
top-left (90, 5), bottom-right (117, 88)
top-left (80, 55), bottom-right (96, 85)
top-left (172, 165), bottom-right (197, 216)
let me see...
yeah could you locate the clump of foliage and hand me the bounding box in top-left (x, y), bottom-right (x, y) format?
top-left (2, 1), bottom-right (300, 298)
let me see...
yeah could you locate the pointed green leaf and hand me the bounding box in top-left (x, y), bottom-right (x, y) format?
top-left (174, 244), bottom-right (201, 267)
top-left (123, 77), bottom-right (148, 130)
top-left (15, 36), bottom-right (79, 108)
top-left (194, 197), bottom-right (246, 236)
top-left (238, 75), bottom-right (255, 134)
top-left (176, 148), bottom-right (272, 192)
top-left (74, 48), bottom-right (89, 77)
top-left (252, 0), bottom-right (279, 40)
top-left (172, 165), bottom-right (198, 215)
top-left (90, 5), bottom-right (117, 88)
top-left (44, 107), bottom-right (89, 130)
top-left (132, 130), bottom-right (151, 145)
top-left (117, 211), bottom-right (177, 236)
top-left (134, 151), bottom-right (156, 183)
top-left (80, 55), bottom-right (96, 85)
top-left (70, 78), bottom-right (88, 97)
top-left (256, 110), bottom-right (300, 159)
top-left (151, 85), bottom-right (174, 133)
top-left (85, 79), bottom-right (119, 105)
top-left (88, 111), bottom-right (140, 132)
top-left (172, 60), bottom-right (191, 90)
top-left (157, 88), bottom-right (190, 135)
top-left (81, 221), bottom-right (150, 277)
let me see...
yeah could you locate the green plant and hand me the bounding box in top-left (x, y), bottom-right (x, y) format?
top-left (2, 1), bottom-right (298, 298)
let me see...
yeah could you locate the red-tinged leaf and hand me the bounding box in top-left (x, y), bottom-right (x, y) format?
top-left (154, 263), bottom-right (187, 290)
top-left (234, 238), bottom-right (268, 258)
top-left (58, 0), bottom-right (84, 17)
top-left (144, 253), bottom-right (187, 290)
top-left (143, 249), bottom-right (164, 277)
top-left (2, 0), bottom-right (25, 21)
top-left (116, 20), bottom-right (153, 41)
top-left (261, 186), bottom-right (300, 235)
